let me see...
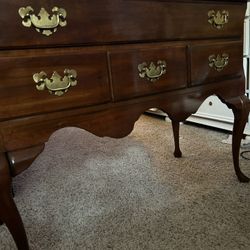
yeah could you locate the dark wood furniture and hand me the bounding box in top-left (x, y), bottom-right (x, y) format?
top-left (0, 0), bottom-right (249, 249)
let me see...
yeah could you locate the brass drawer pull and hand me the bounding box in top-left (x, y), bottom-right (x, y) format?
top-left (18, 6), bottom-right (67, 36)
top-left (33, 69), bottom-right (77, 96)
top-left (208, 10), bottom-right (229, 29)
top-left (138, 60), bottom-right (167, 82)
top-left (208, 54), bottom-right (229, 72)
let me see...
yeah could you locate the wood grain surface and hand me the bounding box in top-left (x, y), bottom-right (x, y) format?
top-left (0, 0), bottom-right (246, 49)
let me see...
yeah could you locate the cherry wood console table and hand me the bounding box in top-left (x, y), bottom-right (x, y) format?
top-left (0, 0), bottom-right (249, 249)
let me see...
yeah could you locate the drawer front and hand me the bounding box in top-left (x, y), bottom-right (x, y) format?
top-left (191, 41), bottom-right (243, 85)
top-left (0, 48), bottom-right (110, 120)
top-left (0, 1), bottom-right (246, 49)
top-left (110, 46), bottom-right (187, 100)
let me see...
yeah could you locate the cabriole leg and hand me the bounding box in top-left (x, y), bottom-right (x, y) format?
top-left (0, 153), bottom-right (29, 249)
top-left (224, 96), bottom-right (250, 182)
top-left (171, 120), bottom-right (182, 158)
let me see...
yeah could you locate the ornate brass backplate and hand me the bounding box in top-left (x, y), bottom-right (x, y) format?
top-left (33, 69), bottom-right (77, 96)
top-left (138, 60), bottom-right (167, 82)
top-left (18, 6), bottom-right (67, 36)
top-left (208, 10), bottom-right (229, 29)
top-left (208, 54), bottom-right (229, 72)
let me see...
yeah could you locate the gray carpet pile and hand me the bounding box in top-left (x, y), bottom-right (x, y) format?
top-left (0, 115), bottom-right (249, 250)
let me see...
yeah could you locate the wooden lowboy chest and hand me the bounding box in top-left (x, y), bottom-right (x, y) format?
top-left (0, 0), bottom-right (249, 249)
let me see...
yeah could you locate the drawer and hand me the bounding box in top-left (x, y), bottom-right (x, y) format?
top-left (0, 48), bottom-right (110, 120)
top-left (0, 1), bottom-right (246, 49)
top-left (110, 45), bottom-right (187, 101)
top-left (190, 41), bottom-right (243, 86)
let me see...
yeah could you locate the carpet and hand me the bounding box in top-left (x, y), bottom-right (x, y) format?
top-left (0, 115), bottom-right (249, 250)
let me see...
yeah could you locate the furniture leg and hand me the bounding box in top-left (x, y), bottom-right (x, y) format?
top-left (171, 120), bottom-right (182, 158)
top-left (224, 95), bottom-right (250, 182)
top-left (0, 153), bottom-right (29, 250)
top-left (7, 144), bottom-right (45, 177)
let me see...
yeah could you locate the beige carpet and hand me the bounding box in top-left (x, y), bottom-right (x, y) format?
top-left (0, 114), bottom-right (249, 250)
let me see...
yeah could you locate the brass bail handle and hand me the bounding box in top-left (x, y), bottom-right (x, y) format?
top-left (208, 10), bottom-right (229, 29)
top-left (138, 60), bottom-right (167, 82)
top-left (33, 69), bottom-right (77, 96)
top-left (18, 6), bottom-right (67, 36)
top-left (208, 53), bottom-right (229, 72)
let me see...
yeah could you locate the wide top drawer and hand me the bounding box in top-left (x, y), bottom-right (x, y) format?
top-left (0, 1), bottom-right (246, 49)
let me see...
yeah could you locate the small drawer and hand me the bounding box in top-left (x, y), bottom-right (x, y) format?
top-left (0, 48), bottom-right (110, 120)
top-left (190, 41), bottom-right (243, 86)
top-left (110, 45), bottom-right (187, 101)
